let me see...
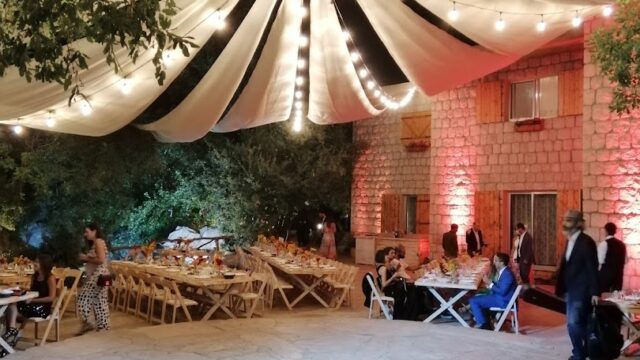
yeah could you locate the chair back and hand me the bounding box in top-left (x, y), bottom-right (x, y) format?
top-left (365, 272), bottom-right (392, 320)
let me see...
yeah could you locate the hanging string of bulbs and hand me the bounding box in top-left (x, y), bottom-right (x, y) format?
top-left (444, 1), bottom-right (613, 32)
top-left (291, 2), bottom-right (309, 133)
top-left (7, 3), bottom-right (230, 136)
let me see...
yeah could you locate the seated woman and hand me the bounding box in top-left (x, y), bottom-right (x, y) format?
top-left (375, 247), bottom-right (415, 320)
top-left (2, 254), bottom-right (57, 343)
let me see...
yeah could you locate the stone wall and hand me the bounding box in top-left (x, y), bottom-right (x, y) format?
top-left (429, 46), bottom-right (584, 258)
top-left (582, 19), bottom-right (640, 289)
top-left (351, 83), bottom-right (431, 236)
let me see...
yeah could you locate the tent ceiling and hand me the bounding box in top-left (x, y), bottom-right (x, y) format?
top-left (0, 0), bottom-right (606, 142)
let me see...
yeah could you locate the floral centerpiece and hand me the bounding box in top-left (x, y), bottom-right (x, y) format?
top-left (141, 240), bottom-right (157, 263)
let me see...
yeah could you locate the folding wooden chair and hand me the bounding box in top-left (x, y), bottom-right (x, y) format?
top-left (21, 287), bottom-right (68, 346)
top-left (263, 263), bottom-right (293, 310)
top-left (231, 274), bottom-right (267, 319)
top-left (365, 272), bottom-right (394, 320)
top-left (490, 285), bottom-right (523, 334)
top-left (59, 269), bottom-right (82, 319)
top-left (149, 277), bottom-right (197, 324)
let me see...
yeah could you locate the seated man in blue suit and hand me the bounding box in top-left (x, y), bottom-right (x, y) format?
top-left (469, 252), bottom-right (517, 330)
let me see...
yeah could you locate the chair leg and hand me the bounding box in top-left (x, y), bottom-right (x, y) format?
top-left (514, 310), bottom-right (519, 335)
top-left (368, 300), bottom-right (373, 319)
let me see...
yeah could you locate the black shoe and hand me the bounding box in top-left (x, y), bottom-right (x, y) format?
top-left (2, 327), bottom-right (18, 341)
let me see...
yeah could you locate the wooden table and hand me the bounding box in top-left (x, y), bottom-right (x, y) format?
top-left (112, 261), bottom-right (254, 321)
top-left (0, 291), bottom-right (38, 354)
top-left (0, 272), bottom-right (32, 287)
top-left (602, 294), bottom-right (640, 352)
top-left (414, 260), bottom-right (489, 327)
top-left (249, 247), bottom-right (338, 308)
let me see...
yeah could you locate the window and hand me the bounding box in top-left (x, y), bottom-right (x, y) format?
top-left (510, 192), bottom-right (557, 266)
top-left (405, 195), bottom-right (417, 234)
top-left (510, 76), bottom-right (558, 121)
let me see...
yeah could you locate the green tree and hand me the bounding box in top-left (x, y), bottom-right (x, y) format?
top-left (591, 0), bottom-right (640, 114)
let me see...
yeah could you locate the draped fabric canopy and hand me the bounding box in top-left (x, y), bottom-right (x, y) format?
top-left (0, 0), bottom-right (606, 142)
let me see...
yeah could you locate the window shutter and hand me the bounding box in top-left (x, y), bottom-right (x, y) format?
top-left (381, 194), bottom-right (402, 234)
top-left (558, 69), bottom-right (583, 116)
top-left (416, 195), bottom-right (430, 235)
top-left (476, 81), bottom-right (506, 124)
top-left (474, 191), bottom-right (502, 253)
top-left (556, 190), bottom-right (582, 261)
top-left (400, 112), bottom-right (431, 152)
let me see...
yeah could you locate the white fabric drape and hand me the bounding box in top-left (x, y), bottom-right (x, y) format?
top-left (139, 0), bottom-right (278, 142)
top-left (414, 0), bottom-right (603, 56)
top-left (307, 0), bottom-right (382, 125)
top-left (213, 0), bottom-right (301, 133)
top-left (0, 0), bottom-right (235, 135)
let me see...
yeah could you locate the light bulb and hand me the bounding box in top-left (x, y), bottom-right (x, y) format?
top-left (211, 11), bottom-right (226, 29)
top-left (300, 6), bottom-right (308, 17)
top-left (46, 114), bottom-right (56, 128)
top-left (373, 89), bottom-right (381, 98)
top-left (358, 68), bottom-right (368, 79)
top-left (295, 109), bottom-right (303, 117)
top-left (495, 13), bottom-right (506, 31)
top-left (12, 125), bottom-right (23, 135)
top-left (536, 16), bottom-right (546, 32)
top-left (299, 35), bottom-right (309, 48)
top-left (572, 13), bottom-right (582, 28)
top-left (447, 2), bottom-right (459, 22)
top-left (162, 51), bottom-right (174, 66)
top-left (120, 78), bottom-right (132, 95)
top-left (295, 90), bottom-right (303, 99)
top-left (293, 118), bottom-right (302, 132)
top-left (297, 59), bottom-right (306, 69)
top-left (80, 100), bottom-right (92, 116)
top-left (602, 5), bottom-right (613, 17)
top-left (296, 76), bottom-right (304, 86)
top-left (366, 80), bottom-right (375, 90)
top-left (342, 30), bottom-right (350, 41)
top-left (294, 101), bottom-right (303, 109)
top-left (350, 51), bottom-right (360, 62)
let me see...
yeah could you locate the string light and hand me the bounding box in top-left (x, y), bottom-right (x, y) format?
top-left (299, 6), bottom-right (308, 18)
top-left (299, 35), bottom-right (309, 48)
top-left (536, 15), bottom-right (546, 32)
top-left (120, 77), bottom-right (132, 95)
top-left (342, 30), bottom-right (350, 41)
top-left (292, 117), bottom-right (302, 132)
top-left (210, 11), bottom-right (226, 29)
top-left (297, 59), bottom-right (306, 69)
top-left (447, 2), bottom-right (460, 22)
top-left (80, 100), bottom-right (93, 116)
top-left (602, 5), bottom-right (613, 17)
top-left (295, 90), bottom-right (303, 99)
top-left (12, 125), bottom-right (23, 135)
top-left (494, 12), bottom-right (506, 32)
top-left (366, 80), bottom-right (375, 90)
top-left (572, 11), bottom-right (582, 27)
top-left (296, 76), bottom-right (304, 86)
top-left (45, 113), bottom-right (56, 128)
top-left (162, 50), bottom-right (174, 67)
top-left (350, 51), bottom-right (360, 62)
top-left (358, 68), bottom-right (368, 79)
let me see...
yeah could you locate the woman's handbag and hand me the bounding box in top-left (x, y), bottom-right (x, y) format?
top-left (97, 274), bottom-right (113, 287)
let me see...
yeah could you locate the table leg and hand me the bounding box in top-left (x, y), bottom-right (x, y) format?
top-left (0, 305), bottom-right (14, 354)
top-left (200, 286), bottom-right (237, 321)
top-left (423, 288), bottom-right (469, 327)
top-left (621, 314), bottom-right (640, 352)
top-left (289, 274), bottom-right (330, 308)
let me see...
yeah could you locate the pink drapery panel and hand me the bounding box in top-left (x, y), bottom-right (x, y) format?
top-left (0, 0), bottom-right (233, 135)
top-left (357, 0), bottom-right (518, 97)
top-left (307, 0), bottom-right (381, 125)
top-left (213, 0), bottom-right (301, 133)
top-left (139, 0), bottom-right (277, 142)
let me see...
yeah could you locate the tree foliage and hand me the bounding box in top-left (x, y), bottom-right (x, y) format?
top-left (0, 122), bottom-right (354, 265)
top-left (591, 0), bottom-right (640, 114)
top-left (0, 0), bottom-right (197, 103)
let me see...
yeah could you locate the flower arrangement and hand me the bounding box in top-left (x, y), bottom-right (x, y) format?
top-left (141, 240), bottom-right (157, 259)
top-left (13, 256), bottom-right (31, 266)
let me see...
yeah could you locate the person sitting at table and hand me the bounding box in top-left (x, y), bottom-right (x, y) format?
top-left (469, 252), bottom-right (517, 330)
top-left (375, 248), bottom-right (408, 318)
top-left (2, 254), bottom-right (57, 345)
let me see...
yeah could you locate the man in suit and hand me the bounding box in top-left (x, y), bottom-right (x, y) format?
top-left (469, 252), bottom-right (517, 330)
top-left (598, 222), bottom-right (627, 294)
top-left (442, 224), bottom-right (459, 258)
top-left (513, 223), bottom-right (535, 284)
top-left (555, 210), bottom-right (599, 360)
top-left (466, 222), bottom-right (486, 256)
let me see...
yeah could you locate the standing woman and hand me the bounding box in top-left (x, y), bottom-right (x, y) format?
top-left (77, 223), bottom-right (110, 334)
top-left (319, 216), bottom-right (337, 260)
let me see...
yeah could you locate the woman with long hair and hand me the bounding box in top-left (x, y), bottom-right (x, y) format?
top-left (319, 213), bottom-right (337, 260)
top-left (77, 222), bottom-right (110, 335)
top-left (2, 254), bottom-right (57, 345)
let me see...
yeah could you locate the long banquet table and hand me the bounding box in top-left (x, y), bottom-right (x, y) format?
top-left (249, 247), bottom-right (338, 308)
top-left (414, 259), bottom-right (490, 327)
top-left (111, 261), bottom-right (255, 321)
top-left (0, 291), bottom-right (38, 354)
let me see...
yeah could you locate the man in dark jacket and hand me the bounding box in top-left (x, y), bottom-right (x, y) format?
top-left (442, 224), bottom-right (459, 258)
top-left (466, 222), bottom-right (486, 256)
top-left (555, 210), bottom-right (599, 360)
top-left (598, 222), bottom-right (626, 294)
top-left (514, 223), bottom-right (535, 284)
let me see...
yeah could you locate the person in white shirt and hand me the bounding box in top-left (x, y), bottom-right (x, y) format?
top-left (513, 223), bottom-right (534, 284)
top-left (597, 222), bottom-right (626, 294)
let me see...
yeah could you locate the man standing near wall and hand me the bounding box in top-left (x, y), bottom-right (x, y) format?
top-left (598, 222), bottom-right (627, 294)
top-left (442, 224), bottom-right (459, 258)
top-left (513, 223), bottom-right (534, 284)
top-left (555, 210), bottom-right (599, 360)
top-left (466, 222), bottom-right (485, 257)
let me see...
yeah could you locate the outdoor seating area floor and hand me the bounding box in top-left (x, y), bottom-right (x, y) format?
top-left (12, 313), bottom-right (572, 360)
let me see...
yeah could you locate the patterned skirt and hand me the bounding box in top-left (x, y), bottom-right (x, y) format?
top-left (18, 302), bottom-right (51, 319)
